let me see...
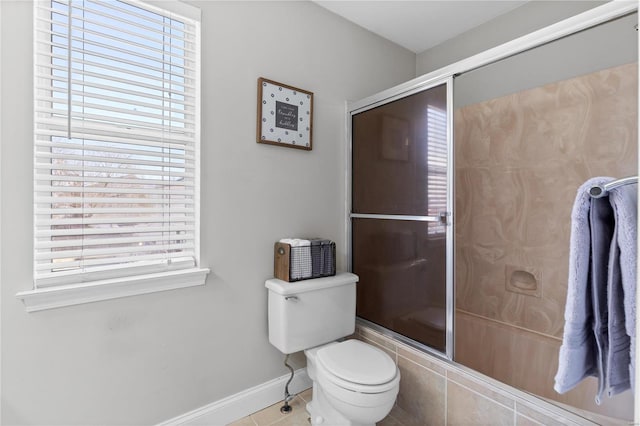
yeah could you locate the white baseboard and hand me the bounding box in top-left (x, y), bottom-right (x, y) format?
top-left (158, 368), bottom-right (312, 426)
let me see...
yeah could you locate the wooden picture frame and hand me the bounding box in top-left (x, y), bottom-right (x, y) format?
top-left (257, 77), bottom-right (313, 150)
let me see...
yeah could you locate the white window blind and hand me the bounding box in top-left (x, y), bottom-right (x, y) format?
top-left (426, 105), bottom-right (447, 236)
top-left (34, 0), bottom-right (200, 288)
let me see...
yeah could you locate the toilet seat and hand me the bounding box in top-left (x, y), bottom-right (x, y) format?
top-left (316, 340), bottom-right (399, 394)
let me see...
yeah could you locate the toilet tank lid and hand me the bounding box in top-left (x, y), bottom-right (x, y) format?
top-left (265, 272), bottom-right (359, 296)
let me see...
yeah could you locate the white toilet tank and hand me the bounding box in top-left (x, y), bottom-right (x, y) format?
top-left (266, 272), bottom-right (359, 354)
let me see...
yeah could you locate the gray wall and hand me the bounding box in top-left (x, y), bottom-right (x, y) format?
top-left (0, 1), bottom-right (415, 424)
top-left (416, 1), bottom-right (637, 108)
top-left (416, 1), bottom-right (607, 76)
top-left (454, 12), bottom-right (638, 107)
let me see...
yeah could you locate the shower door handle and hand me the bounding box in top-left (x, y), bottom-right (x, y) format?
top-left (438, 211), bottom-right (451, 225)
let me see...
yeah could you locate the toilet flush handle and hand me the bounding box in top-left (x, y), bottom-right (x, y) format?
top-left (285, 296), bottom-right (299, 301)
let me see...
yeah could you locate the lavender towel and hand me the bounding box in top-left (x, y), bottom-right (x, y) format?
top-left (555, 177), bottom-right (637, 402)
top-left (606, 224), bottom-right (631, 396)
top-left (608, 184), bottom-right (637, 393)
top-left (589, 195), bottom-right (615, 403)
top-left (554, 178), bottom-right (610, 394)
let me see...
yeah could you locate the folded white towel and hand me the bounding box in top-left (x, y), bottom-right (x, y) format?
top-left (280, 238), bottom-right (311, 247)
top-left (297, 240), bottom-right (312, 280)
top-left (280, 238), bottom-right (312, 280)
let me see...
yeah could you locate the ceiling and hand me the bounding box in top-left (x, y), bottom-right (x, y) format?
top-left (313, 1), bottom-right (528, 53)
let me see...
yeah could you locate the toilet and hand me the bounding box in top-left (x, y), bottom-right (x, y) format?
top-left (266, 272), bottom-right (400, 426)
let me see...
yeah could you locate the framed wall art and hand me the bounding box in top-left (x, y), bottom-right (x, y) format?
top-left (257, 77), bottom-right (313, 150)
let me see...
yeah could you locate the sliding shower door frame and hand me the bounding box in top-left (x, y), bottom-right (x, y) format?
top-left (347, 76), bottom-right (455, 361)
top-left (345, 0), bottom-right (637, 364)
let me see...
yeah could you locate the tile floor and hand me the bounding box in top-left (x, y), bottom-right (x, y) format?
top-left (227, 387), bottom-right (407, 426)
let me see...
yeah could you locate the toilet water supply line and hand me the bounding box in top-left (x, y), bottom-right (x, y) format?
top-left (281, 354), bottom-right (296, 413)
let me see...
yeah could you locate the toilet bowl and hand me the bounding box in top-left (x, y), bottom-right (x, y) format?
top-left (305, 339), bottom-right (400, 426)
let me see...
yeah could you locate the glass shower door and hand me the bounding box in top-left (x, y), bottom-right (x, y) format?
top-left (350, 81), bottom-right (452, 355)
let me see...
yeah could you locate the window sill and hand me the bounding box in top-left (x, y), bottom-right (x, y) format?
top-left (16, 267), bottom-right (210, 313)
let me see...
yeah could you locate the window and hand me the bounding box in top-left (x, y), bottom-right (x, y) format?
top-left (21, 0), bottom-right (206, 311)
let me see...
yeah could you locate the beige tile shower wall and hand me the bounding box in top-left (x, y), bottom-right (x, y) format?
top-left (355, 325), bottom-right (599, 426)
top-left (455, 61), bottom-right (638, 338)
top-left (455, 311), bottom-right (634, 422)
top-left (454, 62), bottom-right (637, 421)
